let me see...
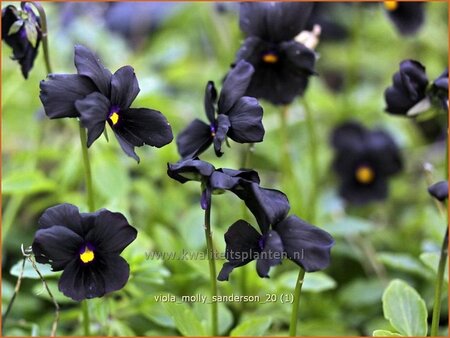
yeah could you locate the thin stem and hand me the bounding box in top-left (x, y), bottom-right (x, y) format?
top-left (430, 227), bottom-right (448, 336)
top-left (78, 123), bottom-right (95, 212)
top-left (28, 2), bottom-right (53, 74)
top-left (82, 300), bottom-right (91, 336)
top-left (289, 267), bottom-right (305, 337)
top-left (204, 200), bottom-right (218, 336)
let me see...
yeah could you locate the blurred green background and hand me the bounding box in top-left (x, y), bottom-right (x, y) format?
top-left (1, 2), bottom-right (448, 336)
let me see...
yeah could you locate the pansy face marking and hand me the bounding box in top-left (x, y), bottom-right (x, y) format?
top-left (355, 165), bottom-right (375, 185)
top-left (79, 243), bottom-right (95, 264)
top-left (262, 51), bottom-right (278, 64)
top-left (384, 1), bottom-right (398, 11)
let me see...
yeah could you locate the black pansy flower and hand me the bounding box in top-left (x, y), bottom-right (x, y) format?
top-left (428, 181), bottom-right (448, 201)
top-left (177, 60), bottom-right (264, 158)
top-left (233, 2), bottom-right (316, 105)
top-left (430, 69), bottom-right (449, 110)
top-left (39, 45), bottom-right (173, 162)
top-left (330, 121), bottom-right (403, 205)
top-left (32, 203), bottom-right (137, 301)
top-left (384, 1), bottom-right (425, 36)
top-left (384, 60), bottom-right (429, 116)
top-left (2, 3), bottom-right (41, 78)
top-left (218, 216), bottom-right (334, 280)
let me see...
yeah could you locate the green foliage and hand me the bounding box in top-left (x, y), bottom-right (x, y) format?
top-left (230, 316), bottom-right (272, 336)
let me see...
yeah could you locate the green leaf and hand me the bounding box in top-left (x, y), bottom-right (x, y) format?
top-left (373, 329), bottom-right (403, 336)
top-left (382, 279), bottom-right (428, 336)
top-left (230, 316), bottom-right (272, 336)
top-left (378, 252), bottom-right (430, 278)
top-left (10, 259), bottom-right (59, 279)
top-left (163, 302), bottom-right (207, 336)
top-left (420, 252), bottom-right (449, 283)
top-left (24, 21), bottom-right (38, 48)
top-left (8, 20), bottom-right (23, 35)
top-left (2, 171), bottom-right (56, 195)
top-left (323, 216), bottom-right (374, 237)
top-left (193, 301), bottom-right (233, 335)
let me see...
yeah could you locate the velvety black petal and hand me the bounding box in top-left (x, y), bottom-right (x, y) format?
top-left (428, 181), bottom-right (448, 201)
top-left (367, 129), bottom-right (403, 176)
top-left (210, 168), bottom-right (260, 191)
top-left (217, 220), bottom-right (261, 281)
top-left (217, 168), bottom-right (260, 184)
top-left (32, 226), bottom-right (84, 271)
top-left (76, 92), bottom-right (110, 147)
top-left (39, 74), bottom-right (97, 119)
top-left (227, 96), bottom-right (264, 143)
top-left (110, 66), bottom-right (140, 110)
top-left (240, 2), bottom-right (313, 42)
top-left (431, 69), bottom-right (449, 109)
top-left (97, 255), bottom-right (130, 295)
top-left (274, 215), bottom-right (334, 272)
top-left (280, 40), bottom-right (316, 75)
top-left (38, 203), bottom-right (84, 236)
top-left (213, 114), bottom-right (231, 157)
top-left (218, 60), bottom-right (254, 114)
top-left (74, 45), bottom-right (112, 96)
top-left (204, 81), bottom-right (217, 124)
top-left (85, 210), bottom-right (137, 254)
top-left (339, 176), bottom-right (389, 205)
top-left (330, 121), bottom-right (366, 151)
top-left (386, 2), bottom-right (425, 36)
top-left (115, 132), bottom-right (140, 162)
top-left (167, 158), bottom-right (215, 184)
top-left (256, 230), bottom-right (284, 278)
top-left (433, 69), bottom-right (448, 91)
top-left (176, 119), bottom-right (212, 159)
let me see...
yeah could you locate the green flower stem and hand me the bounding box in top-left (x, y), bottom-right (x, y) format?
top-left (430, 227), bottom-right (448, 337)
top-left (29, 2), bottom-right (52, 74)
top-left (82, 300), bottom-right (90, 336)
top-left (78, 124), bottom-right (95, 213)
top-left (204, 201), bottom-right (218, 336)
top-left (289, 267), bottom-right (305, 337)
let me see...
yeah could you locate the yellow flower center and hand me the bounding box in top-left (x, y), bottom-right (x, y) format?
top-left (384, 1), bottom-right (398, 11)
top-left (80, 246), bottom-right (95, 263)
top-left (262, 53), bottom-right (278, 64)
top-left (109, 112), bottom-right (119, 125)
top-left (355, 166), bottom-right (375, 184)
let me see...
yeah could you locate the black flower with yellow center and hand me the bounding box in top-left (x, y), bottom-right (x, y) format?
top-left (330, 121), bottom-right (403, 205)
top-left (384, 1), bottom-right (425, 36)
top-left (39, 45), bottom-right (173, 162)
top-left (2, 3), bottom-right (41, 78)
top-left (233, 2), bottom-right (316, 105)
top-left (32, 203), bottom-right (137, 302)
top-left (176, 60), bottom-right (264, 159)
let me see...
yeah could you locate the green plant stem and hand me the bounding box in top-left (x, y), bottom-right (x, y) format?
top-left (289, 267), bottom-right (305, 336)
top-left (204, 201), bottom-right (218, 336)
top-left (78, 124), bottom-right (95, 212)
top-left (82, 300), bottom-right (90, 336)
top-left (430, 227), bottom-right (448, 337)
top-left (29, 2), bottom-right (52, 74)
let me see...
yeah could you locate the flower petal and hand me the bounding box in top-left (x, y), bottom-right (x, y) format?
top-left (330, 121), bottom-right (366, 151)
top-left (428, 181), bottom-right (448, 201)
top-left (97, 255), bottom-right (130, 295)
top-left (218, 60), bottom-right (254, 114)
top-left (85, 210), bottom-right (137, 254)
top-left (39, 74), bottom-right (97, 118)
top-left (204, 81), bottom-right (217, 123)
top-left (274, 215), bottom-right (334, 272)
top-left (280, 40), bottom-right (316, 75)
top-left (227, 96), bottom-right (264, 143)
top-left (38, 203), bottom-right (84, 235)
top-left (114, 132), bottom-right (140, 162)
top-left (167, 158), bottom-right (215, 184)
top-left (176, 119), bottom-right (212, 159)
top-left (210, 168), bottom-right (260, 191)
top-left (76, 92), bottom-right (110, 147)
top-left (110, 66), bottom-right (140, 110)
top-left (74, 45), bottom-right (112, 96)
top-left (256, 230), bottom-right (283, 278)
top-left (213, 114), bottom-right (231, 157)
top-left (386, 2), bottom-right (425, 36)
top-left (32, 226), bottom-right (83, 271)
top-left (367, 129), bottom-right (402, 176)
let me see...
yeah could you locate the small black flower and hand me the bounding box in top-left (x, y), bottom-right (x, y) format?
top-left (2, 3), bottom-right (41, 79)
top-left (177, 60), bottom-right (264, 158)
top-left (32, 203), bottom-right (137, 302)
top-left (428, 181), bottom-right (448, 201)
top-left (217, 216), bottom-right (334, 280)
top-left (330, 121), bottom-right (403, 205)
top-left (384, 60), bottom-right (429, 116)
top-left (39, 45), bottom-right (173, 162)
top-left (430, 69), bottom-right (449, 110)
top-left (233, 2), bottom-right (316, 105)
top-left (384, 1), bottom-right (425, 36)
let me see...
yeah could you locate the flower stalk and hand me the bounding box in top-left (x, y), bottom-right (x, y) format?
top-left (28, 2), bottom-right (52, 74)
top-left (289, 267), bottom-right (305, 336)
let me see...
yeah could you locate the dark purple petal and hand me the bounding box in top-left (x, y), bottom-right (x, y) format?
top-left (76, 92), bottom-right (110, 147)
top-left (428, 181), bottom-right (448, 201)
top-left (39, 74), bottom-right (97, 118)
top-left (280, 40), bottom-right (316, 75)
top-left (339, 176), bottom-right (389, 205)
top-left (367, 129), bottom-right (402, 176)
top-left (32, 226), bottom-right (83, 271)
top-left (114, 132), bottom-right (140, 162)
top-left (85, 210), bottom-right (137, 254)
top-left (256, 230), bottom-right (283, 278)
top-left (176, 119), bottom-right (212, 159)
top-left (74, 45), bottom-right (112, 96)
top-left (385, 2), bottom-right (425, 36)
top-left (209, 168), bottom-right (260, 191)
top-left (58, 259), bottom-right (86, 301)
top-left (227, 96), bottom-right (264, 143)
top-left (216, 168), bottom-right (260, 184)
top-left (213, 114), bottom-right (231, 157)
top-left (274, 215), bottom-right (334, 272)
top-left (110, 65), bottom-right (140, 110)
top-left (218, 60), bottom-right (254, 114)
top-left (38, 203), bottom-right (84, 236)
top-left (167, 158), bottom-right (215, 184)
top-left (96, 255), bottom-right (130, 295)
top-left (330, 121), bottom-right (366, 151)
top-left (204, 81), bottom-right (217, 123)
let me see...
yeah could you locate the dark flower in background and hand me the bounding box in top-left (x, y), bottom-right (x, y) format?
top-left (234, 2), bottom-right (316, 105)
top-left (430, 69), bottom-right (449, 110)
top-left (384, 1), bottom-right (425, 36)
top-left (2, 3), bottom-right (41, 78)
top-left (428, 181), bottom-right (448, 201)
top-left (39, 45), bottom-right (173, 162)
top-left (177, 60), bottom-right (264, 158)
top-left (330, 121), bottom-right (403, 205)
top-left (218, 215), bottom-right (334, 280)
top-left (32, 204), bottom-right (137, 301)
